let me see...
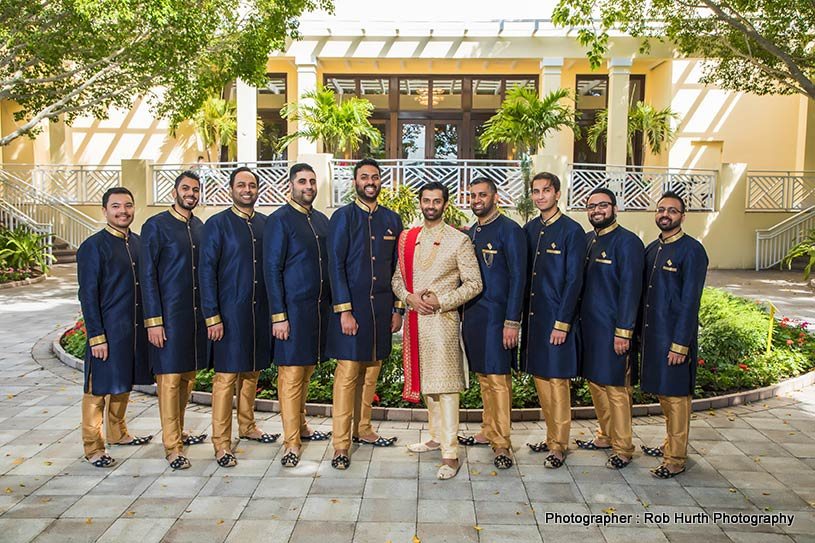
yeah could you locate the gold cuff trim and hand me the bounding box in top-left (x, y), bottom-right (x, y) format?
top-left (615, 328), bottom-right (634, 339)
top-left (504, 320), bottom-right (521, 329)
top-left (88, 334), bottom-right (107, 347)
top-left (394, 300), bottom-right (405, 309)
top-left (205, 315), bottom-right (222, 327)
top-left (144, 316), bottom-right (164, 328)
top-left (333, 302), bottom-right (353, 313)
top-left (670, 343), bottom-right (689, 355)
top-left (271, 312), bottom-right (288, 323)
top-left (553, 321), bottom-right (571, 332)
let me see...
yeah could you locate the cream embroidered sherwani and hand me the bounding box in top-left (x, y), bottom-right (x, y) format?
top-left (393, 221), bottom-right (482, 461)
top-left (392, 222), bottom-right (483, 394)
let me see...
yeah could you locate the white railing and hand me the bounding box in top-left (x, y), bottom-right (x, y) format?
top-left (26, 164), bottom-right (120, 204)
top-left (329, 158), bottom-right (523, 209)
top-left (747, 170), bottom-right (815, 211)
top-left (567, 164), bottom-right (717, 211)
top-left (755, 205), bottom-right (815, 270)
top-left (0, 169), bottom-right (103, 249)
top-left (0, 198), bottom-right (54, 262)
top-left (152, 162), bottom-right (290, 206)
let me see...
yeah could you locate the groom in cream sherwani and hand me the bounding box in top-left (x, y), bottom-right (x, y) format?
top-left (392, 181), bottom-right (482, 480)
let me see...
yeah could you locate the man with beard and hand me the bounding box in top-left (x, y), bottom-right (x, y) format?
top-left (200, 167), bottom-right (276, 468)
top-left (521, 172), bottom-right (585, 469)
top-left (459, 177), bottom-right (526, 469)
top-left (264, 163), bottom-right (332, 468)
top-left (639, 192), bottom-right (708, 479)
top-left (396, 182), bottom-right (482, 479)
top-left (140, 171), bottom-right (209, 470)
top-left (579, 187), bottom-right (644, 470)
top-left (327, 158), bottom-right (404, 470)
top-left (77, 187), bottom-right (152, 468)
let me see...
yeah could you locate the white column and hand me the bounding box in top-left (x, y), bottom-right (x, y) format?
top-left (295, 61), bottom-right (319, 157)
top-left (606, 58), bottom-right (632, 167)
top-left (539, 58), bottom-right (566, 154)
top-left (236, 78), bottom-right (258, 163)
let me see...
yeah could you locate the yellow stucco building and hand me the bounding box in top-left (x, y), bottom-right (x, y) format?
top-left (1, 0), bottom-right (814, 269)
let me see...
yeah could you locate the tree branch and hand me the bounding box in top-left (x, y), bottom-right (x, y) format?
top-left (700, 0), bottom-right (815, 100)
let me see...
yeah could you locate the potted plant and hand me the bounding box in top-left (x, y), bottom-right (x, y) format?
top-left (586, 101), bottom-right (679, 164)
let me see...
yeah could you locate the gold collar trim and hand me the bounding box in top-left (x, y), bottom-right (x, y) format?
top-left (288, 198), bottom-right (311, 216)
top-left (539, 209), bottom-right (562, 226)
top-left (478, 209), bottom-right (501, 227)
top-left (168, 205), bottom-right (191, 223)
top-left (355, 198), bottom-right (377, 213)
top-left (596, 221), bottom-right (619, 237)
top-left (660, 230), bottom-right (685, 244)
top-left (104, 225), bottom-right (128, 239)
top-left (231, 206), bottom-right (255, 220)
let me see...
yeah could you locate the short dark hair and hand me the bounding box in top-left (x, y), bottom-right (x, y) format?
top-left (531, 172), bottom-right (561, 192)
top-left (174, 170), bottom-right (200, 189)
top-left (418, 181), bottom-right (449, 204)
top-left (102, 187), bottom-right (134, 208)
top-left (197, 155), bottom-right (205, 161)
top-left (289, 163), bottom-right (315, 182)
top-left (588, 187), bottom-right (617, 207)
top-left (229, 166), bottom-right (259, 188)
top-left (658, 191), bottom-right (686, 213)
top-left (353, 157), bottom-right (381, 179)
top-left (469, 176), bottom-right (497, 194)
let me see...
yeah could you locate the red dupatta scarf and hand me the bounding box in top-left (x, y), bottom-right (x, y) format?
top-left (399, 226), bottom-right (422, 403)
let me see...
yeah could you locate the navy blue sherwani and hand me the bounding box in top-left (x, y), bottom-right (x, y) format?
top-left (139, 207), bottom-right (208, 374)
top-left (326, 199), bottom-right (403, 362)
top-left (463, 213), bottom-right (527, 374)
top-left (640, 231), bottom-right (708, 396)
top-left (77, 226), bottom-right (150, 395)
top-left (580, 223), bottom-right (644, 387)
top-left (520, 211), bottom-right (585, 378)
top-left (199, 206), bottom-right (271, 373)
top-left (263, 200), bottom-right (331, 365)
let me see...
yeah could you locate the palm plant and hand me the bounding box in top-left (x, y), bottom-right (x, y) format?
top-left (479, 86), bottom-right (579, 221)
top-left (192, 96), bottom-right (238, 162)
top-left (783, 229), bottom-right (815, 280)
top-left (587, 101), bottom-right (679, 164)
top-left (0, 227), bottom-right (55, 274)
top-left (279, 86), bottom-right (381, 157)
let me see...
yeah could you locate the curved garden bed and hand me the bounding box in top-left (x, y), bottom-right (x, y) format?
top-left (56, 287), bottom-right (815, 420)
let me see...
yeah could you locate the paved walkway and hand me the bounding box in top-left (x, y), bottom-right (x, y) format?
top-left (0, 265), bottom-right (813, 543)
top-left (706, 269), bottom-right (815, 328)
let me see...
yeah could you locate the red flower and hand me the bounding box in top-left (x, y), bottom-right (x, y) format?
top-left (786, 339), bottom-right (794, 346)
top-left (738, 363), bottom-right (749, 371)
top-left (372, 393), bottom-right (380, 404)
top-left (697, 359), bottom-right (705, 366)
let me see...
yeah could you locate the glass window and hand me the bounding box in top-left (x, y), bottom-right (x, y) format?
top-left (433, 122), bottom-right (459, 159)
top-left (472, 79), bottom-right (502, 110)
top-left (505, 78), bottom-right (536, 93)
top-left (401, 123), bottom-right (427, 159)
top-left (431, 79), bottom-right (462, 110)
top-left (258, 75), bottom-right (286, 109)
top-left (576, 77), bottom-right (608, 110)
top-left (399, 78), bottom-right (431, 111)
top-left (360, 78), bottom-right (389, 109)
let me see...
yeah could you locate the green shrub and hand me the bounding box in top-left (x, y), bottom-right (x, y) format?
top-left (60, 287), bottom-right (815, 407)
top-left (0, 226), bottom-right (55, 276)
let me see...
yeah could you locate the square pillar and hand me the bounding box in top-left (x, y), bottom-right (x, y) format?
top-left (539, 58), bottom-right (568, 154)
top-left (295, 61), bottom-right (319, 156)
top-left (236, 78), bottom-right (258, 163)
top-left (606, 58), bottom-right (633, 167)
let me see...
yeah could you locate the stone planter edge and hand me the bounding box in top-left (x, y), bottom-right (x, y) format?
top-left (52, 338), bottom-right (815, 422)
